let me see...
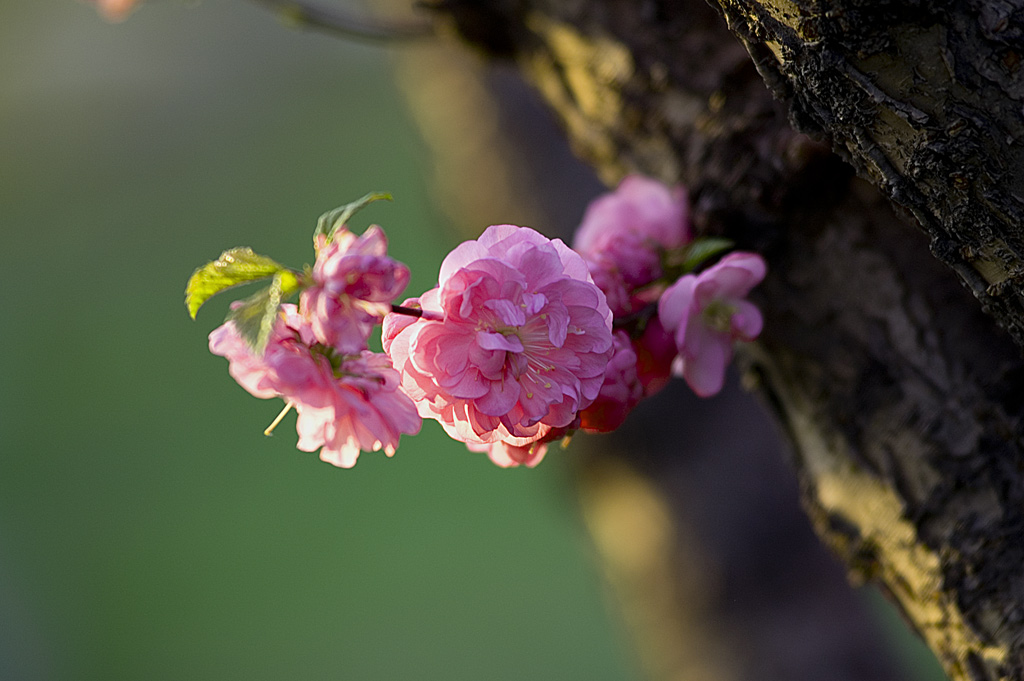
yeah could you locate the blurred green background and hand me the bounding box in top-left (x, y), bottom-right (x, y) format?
top-left (0, 2), bottom-right (641, 679)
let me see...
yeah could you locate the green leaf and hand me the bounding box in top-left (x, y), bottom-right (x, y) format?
top-left (185, 248), bottom-right (288, 319)
top-left (225, 270), bottom-right (301, 354)
top-left (679, 237), bottom-right (735, 273)
top-left (314, 192), bottom-right (393, 242)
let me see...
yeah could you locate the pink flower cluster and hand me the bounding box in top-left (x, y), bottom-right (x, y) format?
top-left (208, 226), bottom-right (420, 468)
top-left (200, 180), bottom-right (766, 469)
top-left (572, 175), bottom-right (766, 429)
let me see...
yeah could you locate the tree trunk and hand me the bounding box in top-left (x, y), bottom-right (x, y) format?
top-left (434, 2), bottom-right (1024, 680)
top-left (713, 0), bottom-right (1024, 345)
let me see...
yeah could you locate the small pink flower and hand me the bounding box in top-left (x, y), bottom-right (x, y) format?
top-left (657, 253), bottom-right (766, 397)
top-left (301, 226), bottom-right (410, 354)
top-left (573, 175), bottom-right (691, 288)
top-left (385, 225), bottom-right (614, 460)
top-left (579, 331), bottom-right (643, 433)
top-left (209, 304), bottom-right (420, 467)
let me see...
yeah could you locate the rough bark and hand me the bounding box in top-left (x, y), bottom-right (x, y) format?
top-left (392, 42), bottom-right (916, 680)
top-left (713, 0), bottom-right (1024, 346)
top-left (431, 2), bottom-right (1024, 680)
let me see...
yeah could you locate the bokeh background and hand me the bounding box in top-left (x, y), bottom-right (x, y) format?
top-left (0, 2), bottom-right (950, 680)
top-left (0, 2), bottom-right (638, 679)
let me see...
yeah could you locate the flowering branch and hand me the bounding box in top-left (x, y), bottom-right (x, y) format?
top-left (187, 177), bottom-right (766, 468)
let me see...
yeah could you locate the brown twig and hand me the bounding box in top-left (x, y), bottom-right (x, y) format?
top-left (249, 0), bottom-right (435, 42)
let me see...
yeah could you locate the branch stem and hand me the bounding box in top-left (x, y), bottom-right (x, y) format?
top-left (249, 0), bottom-right (435, 42)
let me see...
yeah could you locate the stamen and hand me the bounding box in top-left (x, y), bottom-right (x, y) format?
top-left (702, 300), bottom-right (736, 333)
top-left (264, 401), bottom-right (295, 436)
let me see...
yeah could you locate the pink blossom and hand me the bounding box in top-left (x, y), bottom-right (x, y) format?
top-left (301, 226), bottom-right (410, 354)
top-left (657, 252), bottom-right (766, 397)
top-left (385, 225), bottom-right (614, 459)
top-left (573, 175), bottom-right (691, 288)
top-left (579, 332), bottom-right (643, 433)
top-left (209, 304), bottom-right (420, 467)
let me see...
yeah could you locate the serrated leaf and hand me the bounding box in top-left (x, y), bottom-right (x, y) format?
top-left (680, 237), bottom-right (735, 273)
top-left (314, 192), bottom-right (393, 242)
top-left (186, 248), bottom-right (287, 319)
top-left (226, 270), bottom-right (301, 354)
